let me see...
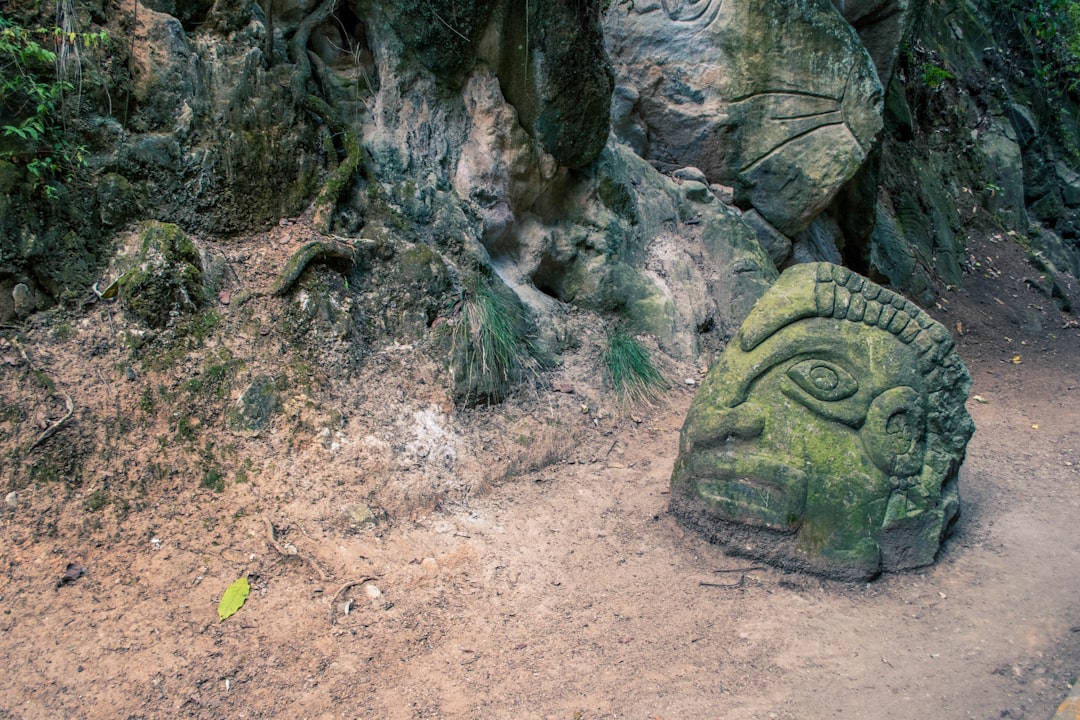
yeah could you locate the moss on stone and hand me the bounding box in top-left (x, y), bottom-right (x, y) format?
top-left (226, 375), bottom-right (281, 436)
top-left (118, 222), bottom-right (205, 328)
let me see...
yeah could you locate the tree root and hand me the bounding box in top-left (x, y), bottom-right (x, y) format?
top-left (288, 0), bottom-right (364, 233)
top-left (329, 576), bottom-right (379, 624)
top-left (270, 238), bottom-right (356, 296)
top-left (301, 93), bottom-right (363, 233)
top-left (5, 335), bottom-right (76, 450)
top-left (264, 516), bottom-right (330, 581)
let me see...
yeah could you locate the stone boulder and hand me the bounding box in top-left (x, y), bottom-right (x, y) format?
top-left (117, 222), bottom-right (206, 328)
top-left (831, 0), bottom-right (913, 81)
top-left (485, 0), bottom-right (613, 169)
top-left (671, 263), bottom-right (974, 580)
top-left (605, 0), bottom-right (883, 237)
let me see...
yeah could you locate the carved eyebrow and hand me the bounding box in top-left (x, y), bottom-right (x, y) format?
top-left (738, 263), bottom-right (954, 370)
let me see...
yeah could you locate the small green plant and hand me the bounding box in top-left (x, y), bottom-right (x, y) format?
top-left (175, 415), bottom-right (199, 442)
top-left (201, 467), bottom-right (225, 493)
top-left (920, 63), bottom-right (953, 89)
top-left (601, 330), bottom-right (668, 406)
top-left (52, 322), bottom-right (75, 341)
top-left (31, 368), bottom-right (55, 392)
top-left (84, 488), bottom-right (111, 512)
top-left (450, 278), bottom-right (535, 405)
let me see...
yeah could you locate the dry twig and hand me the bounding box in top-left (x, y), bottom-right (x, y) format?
top-left (7, 335), bottom-right (76, 450)
top-left (263, 516), bottom-right (330, 582)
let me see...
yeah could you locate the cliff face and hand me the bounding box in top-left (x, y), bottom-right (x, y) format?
top-left (2, 0), bottom-right (1077, 355)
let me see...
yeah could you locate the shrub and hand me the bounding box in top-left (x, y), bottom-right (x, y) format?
top-left (0, 10), bottom-right (107, 196)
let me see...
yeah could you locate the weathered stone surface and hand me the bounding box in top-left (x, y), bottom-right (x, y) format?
top-left (605, 0), bottom-right (883, 236)
top-left (227, 375), bottom-right (280, 436)
top-left (671, 263), bottom-right (974, 580)
top-left (831, 0), bottom-right (913, 81)
top-left (1056, 162), bottom-right (1080, 208)
top-left (485, 0), bottom-right (613, 168)
top-left (385, 0), bottom-right (498, 79)
top-left (978, 119), bottom-right (1029, 229)
top-left (117, 222), bottom-right (206, 328)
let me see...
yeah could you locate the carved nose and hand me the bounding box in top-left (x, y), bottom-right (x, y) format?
top-left (685, 401), bottom-right (766, 451)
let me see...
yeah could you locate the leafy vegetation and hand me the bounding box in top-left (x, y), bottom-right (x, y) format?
top-left (1014, 0), bottom-right (1080, 96)
top-left (920, 63), bottom-right (954, 89)
top-left (601, 330), bottom-right (667, 406)
top-left (0, 10), bottom-right (107, 196)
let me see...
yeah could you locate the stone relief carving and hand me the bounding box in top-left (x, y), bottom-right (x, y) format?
top-left (671, 263), bottom-right (975, 580)
top-left (605, 0), bottom-right (883, 236)
top-left (630, 0), bottom-right (724, 27)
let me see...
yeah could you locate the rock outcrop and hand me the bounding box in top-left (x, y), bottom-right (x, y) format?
top-left (605, 0), bottom-right (883, 237)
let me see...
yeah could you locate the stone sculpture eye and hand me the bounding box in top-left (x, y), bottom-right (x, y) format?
top-left (786, 359), bottom-right (858, 402)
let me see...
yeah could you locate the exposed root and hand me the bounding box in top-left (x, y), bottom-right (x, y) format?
top-left (270, 238), bottom-right (356, 296)
top-left (329, 576), bottom-right (379, 624)
top-left (6, 335), bottom-right (76, 450)
top-left (288, 0), bottom-right (363, 232)
top-left (301, 93), bottom-right (363, 233)
top-left (264, 516), bottom-right (330, 582)
top-left (32, 391), bottom-right (75, 450)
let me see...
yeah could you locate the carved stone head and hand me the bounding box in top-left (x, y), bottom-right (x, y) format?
top-left (671, 263), bottom-right (974, 580)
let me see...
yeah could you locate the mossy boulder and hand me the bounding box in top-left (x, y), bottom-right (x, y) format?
top-left (117, 222), bottom-right (205, 328)
top-left (671, 263), bottom-right (973, 580)
top-left (227, 376), bottom-right (280, 436)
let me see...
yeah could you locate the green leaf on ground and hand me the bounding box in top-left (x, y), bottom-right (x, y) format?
top-left (218, 576), bottom-right (250, 621)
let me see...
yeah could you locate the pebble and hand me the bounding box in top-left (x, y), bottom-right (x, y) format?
top-left (363, 582), bottom-right (386, 608)
top-left (420, 557), bottom-right (440, 576)
top-left (5, 491), bottom-right (17, 509)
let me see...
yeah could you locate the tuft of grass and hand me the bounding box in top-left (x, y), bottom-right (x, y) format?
top-left (601, 330), bottom-right (668, 406)
top-left (450, 279), bottom-right (534, 405)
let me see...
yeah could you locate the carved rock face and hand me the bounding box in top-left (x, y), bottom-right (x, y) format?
top-left (671, 263), bottom-right (974, 580)
top-left (605, 0), bottom-right (883, 236)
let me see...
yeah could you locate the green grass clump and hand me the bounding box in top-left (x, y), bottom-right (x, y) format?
top-left (201, 468), bottom-right (225, 493)
top-left (450, 279), bottom-right (533, 405)
top-left (601, 330), bottom-right (668, 406)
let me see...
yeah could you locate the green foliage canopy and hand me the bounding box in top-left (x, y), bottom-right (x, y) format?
top-left (0, 11), bottom-right (106, 195)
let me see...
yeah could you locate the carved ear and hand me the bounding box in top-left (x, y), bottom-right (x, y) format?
top-left (861, 386), bottom-right (926, 477)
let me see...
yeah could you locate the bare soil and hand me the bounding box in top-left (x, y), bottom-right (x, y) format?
top-left (1, 220), bottom-right (1078, 719)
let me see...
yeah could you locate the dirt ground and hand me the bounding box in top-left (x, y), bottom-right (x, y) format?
top-left (1, 219), bottom-right (1078, 720)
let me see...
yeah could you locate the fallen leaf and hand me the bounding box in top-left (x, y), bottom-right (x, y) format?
top-left (1032, 424), bottom-right (1039, 430)
top-left (1011, 355), bottom-right (1022, 364)
top-left (218, 576), bottom-right (250, 621)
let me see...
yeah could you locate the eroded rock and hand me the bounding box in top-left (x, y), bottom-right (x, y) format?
top-left (117, 222), bottom-right (206, 328)
top-left (605, 0), bottom-right (883, 236)
top-left (671, 262), bottom-right (974, 580)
